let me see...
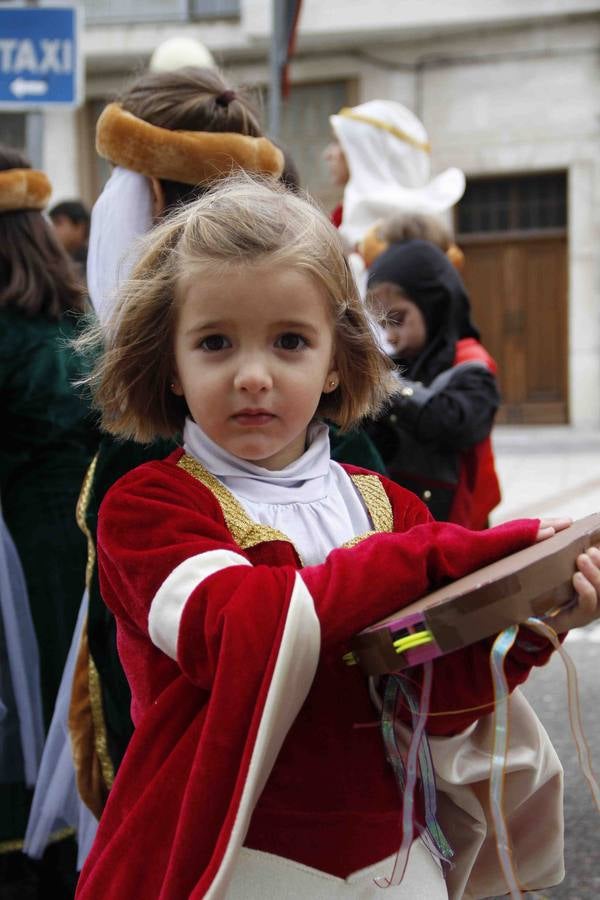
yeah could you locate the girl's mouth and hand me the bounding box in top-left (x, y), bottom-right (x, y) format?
top-left (232, 410), bottom-right (276, 426)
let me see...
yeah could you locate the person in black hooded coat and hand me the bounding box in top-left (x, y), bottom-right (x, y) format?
top-left (366, 239), bottom-right (501, 528)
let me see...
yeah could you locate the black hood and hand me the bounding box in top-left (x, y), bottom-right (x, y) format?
top-left (368, 239), bottom-right (479, 383)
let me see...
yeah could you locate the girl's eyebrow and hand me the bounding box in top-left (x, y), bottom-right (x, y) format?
top-left (184, 319), bottom-right (320, 337)
top-left (184, 320), bottom-right (229, 336)
top-left (274, 319), bottom-right (319, 335)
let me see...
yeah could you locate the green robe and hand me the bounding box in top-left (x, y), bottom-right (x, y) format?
top-left (0, 306), bottom-right (97, 845)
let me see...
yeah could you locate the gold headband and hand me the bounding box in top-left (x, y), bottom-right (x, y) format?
top-left (96, 103), bottom-right (285, 185)
top-left (0, 168), bottom-right (52, 212)
top-left (337, 108), bottom-right (431, 154)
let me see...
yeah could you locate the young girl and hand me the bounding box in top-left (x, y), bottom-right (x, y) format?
top-left (75, 178), bottom-right (600, 899)
top-left (71, 65), bottom-right (286, 807)
top-left (67, 68), bottom-right (383, 811)
top-left (367, 239), bottom-right (501, 529)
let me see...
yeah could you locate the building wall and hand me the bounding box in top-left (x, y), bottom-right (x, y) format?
top-left (27, 4), bottom-right (600, 426)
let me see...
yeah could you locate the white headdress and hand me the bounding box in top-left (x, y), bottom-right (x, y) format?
top-left (330, 100), bottom-right (465, 248)
top-left (86, 166), bottom-right (153, 326)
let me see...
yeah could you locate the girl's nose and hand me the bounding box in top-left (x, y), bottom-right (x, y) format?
top-left (233, 358), bottom-right (273, 393)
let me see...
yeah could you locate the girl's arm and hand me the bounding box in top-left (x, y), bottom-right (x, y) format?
top-left (385, 479), bottom-right (584, 736)
top-left (97, 461), bottom-right (539, 690)
top-left (371, 364), bottom-right (499, 453)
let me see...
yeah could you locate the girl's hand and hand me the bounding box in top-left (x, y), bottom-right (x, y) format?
top-left (548, 546), bottom-right (600, 633)
top-left (535, 517), bottom-right (573, 542)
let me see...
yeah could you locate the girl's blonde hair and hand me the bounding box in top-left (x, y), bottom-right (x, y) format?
top-left (88, 176), bottom-right (397, 443)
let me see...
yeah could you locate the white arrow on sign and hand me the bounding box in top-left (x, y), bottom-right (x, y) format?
top-left (9, 77), bottom-right (48, 98)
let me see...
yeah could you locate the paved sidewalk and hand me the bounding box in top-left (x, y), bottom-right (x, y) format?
top-left (490, 426), bottom-right (600, 525)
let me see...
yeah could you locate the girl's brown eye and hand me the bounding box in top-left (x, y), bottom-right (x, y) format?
top-left (200, 334), bottom-right (230, 351)
top-left (276, 333), bottom-right (307, 351)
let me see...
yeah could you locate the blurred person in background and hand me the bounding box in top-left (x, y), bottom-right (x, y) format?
top-left (358, 210), bottom-right (465, 271)
top-left (0, 146), bottom-right (97, 898)
top-left (49, 200), bottom-right (90, 284)
top-left (323, 100), bottom-right (465, 294)
top-left (366, 239), bottom-right (501, 529)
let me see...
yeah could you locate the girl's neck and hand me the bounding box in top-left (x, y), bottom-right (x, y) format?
top-left (182, 418), bottom-right (331, 484)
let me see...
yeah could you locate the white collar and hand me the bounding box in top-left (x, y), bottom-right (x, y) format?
top-left (182, 418), bottom-right (332, 504)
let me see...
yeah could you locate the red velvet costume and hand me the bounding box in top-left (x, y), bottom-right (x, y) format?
top-left (76, 451), bottom-right (552, 899)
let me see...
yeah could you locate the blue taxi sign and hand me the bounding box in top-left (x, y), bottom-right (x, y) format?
top-left (0, 6), bottom-right (81, 109)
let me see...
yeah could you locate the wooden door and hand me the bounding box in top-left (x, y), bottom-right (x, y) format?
top-left (459, 234), bottom-right (568, 424)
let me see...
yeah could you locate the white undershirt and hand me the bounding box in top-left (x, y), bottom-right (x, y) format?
top-left (182, 419), bottom-right (372, 566)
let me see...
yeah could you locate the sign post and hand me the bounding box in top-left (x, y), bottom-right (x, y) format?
top-left (0, 6), bottom-right (82, 110)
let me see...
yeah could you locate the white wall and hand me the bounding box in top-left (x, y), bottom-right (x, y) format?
top-left (244, 0), bottom-right (600, 42)
top-left (42, 107), bottom-right (80, 205)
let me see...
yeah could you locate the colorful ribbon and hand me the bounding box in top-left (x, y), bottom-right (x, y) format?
top-left (378, 663), bottom-right (453, 887)
top-left (489, 625), bottom-right (523, 899)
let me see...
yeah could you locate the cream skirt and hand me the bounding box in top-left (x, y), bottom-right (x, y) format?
top-left (226, 840), bottom-right (448, 899)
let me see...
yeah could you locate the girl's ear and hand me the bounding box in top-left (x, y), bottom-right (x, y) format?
top-left (170, 375), bottom-right (184, 397)
top-left (150, 177), bottom-right (166, 220)
top-left (323, 367), bottom-right (340, 394)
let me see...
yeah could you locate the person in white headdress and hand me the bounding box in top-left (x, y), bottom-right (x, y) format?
top-left (324, 100), bottom-right (465, 294)
top-left (327, 99), bottom-right (465, 248)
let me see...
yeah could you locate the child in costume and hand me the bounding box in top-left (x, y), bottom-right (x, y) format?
top-left (69, 66), bottom-right (287, 814)
top-left (366, 239), bottom-right (501, 529)
top-left (24, 66), bottom-right (286, 872)
top-left (0, 147), bottom-right (97, 894)
top-left (25, 67), bottom-right (385, 869)
top-left (75, 177), bottom-right (600, 899)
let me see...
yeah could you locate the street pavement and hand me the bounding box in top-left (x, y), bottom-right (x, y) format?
top-left (490, 426), bottom-right (600, 525)
top-left (489, 427), bottom-right (600, 899)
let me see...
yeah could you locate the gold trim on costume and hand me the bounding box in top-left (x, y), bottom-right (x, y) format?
top-left (68, 616), bottom-right (112, 815)
top-left (88, 651), bottom-right (115, 790)
top-left (337, 108), bottom-right (431, 153)
top-left (96, 103), bottom-right (285, 186)
top-left (177, 455), bottom-right (394, 558)
top-left (177, 454), bottom-right (304, 560)
top-left (73, 453), bottom-right (116, 793)
top-left (0, 826), bottom-right (75, 855)
top-left (76, 453), bottom-right (99, 589)
top-left (349, 474), bottom-right (394, 533)
top-left (342, 529), bottom-right (378, 549)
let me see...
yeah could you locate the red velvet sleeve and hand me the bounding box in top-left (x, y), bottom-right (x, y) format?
top-left (98, 460), bottom-right (540, 694)
top-left (372, 475), bottom-right (557, 735)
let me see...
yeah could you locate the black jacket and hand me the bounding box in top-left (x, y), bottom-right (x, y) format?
top-left (366, 240), bottom-right (500, 521)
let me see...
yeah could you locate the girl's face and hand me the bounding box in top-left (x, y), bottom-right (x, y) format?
top-left (371, 282), bottom-right (427, 359)
top-left (172, 264), bottom-right (339, 470)
top-left (323, 140), bottom-right (350, 187)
